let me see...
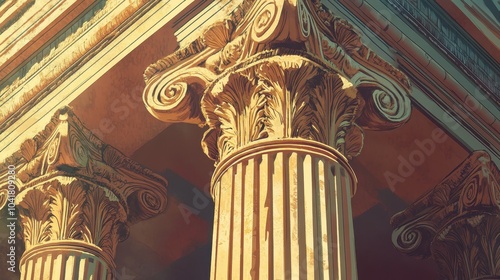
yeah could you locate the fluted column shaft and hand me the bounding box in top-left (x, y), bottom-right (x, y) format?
top-left (210, 139), bottom-right (357, 279)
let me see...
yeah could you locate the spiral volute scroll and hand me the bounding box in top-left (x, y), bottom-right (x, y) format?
top-left (460, 175), bottom-right (481, 210)
top-left (136, 188), bottom-right (166, 219)
top-left (69, 127), bottom-right (90, 168)
top-left (98, 146), bottom-right (168, 223)
top-left (144, 75), bottom-right (198, 124)
top-left (120, 180), bottom-right (168, 223)
top-left (458, 169), bottom-right (497, 212)
top-left (372, 87), bottom-right (410, 122)
top-left (392, 218), bottom-right (437, 258)
top-left (143, 68), bottom-right (215, 125)
top-left (355, 79), bottom-right (411, 130)
top-left (298, 0), bottom-right (312, 38)
top-left (46, 132), bottom-right (61, 166)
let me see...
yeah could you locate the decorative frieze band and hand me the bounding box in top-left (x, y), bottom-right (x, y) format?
top-left (386, 0), bottom-right (499, 99)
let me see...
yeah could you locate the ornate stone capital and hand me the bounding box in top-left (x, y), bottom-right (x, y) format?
top-left (201, 53), bottom-right (363, 161)
top-left (143, 0), bottom-right (411, 162)
top-left (0, 107), bottom-right (167, 272)
top-left (391, 151), bottom-right (500, 279)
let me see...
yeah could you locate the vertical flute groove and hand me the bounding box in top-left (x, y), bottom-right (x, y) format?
top-left (326, 163), bottom-right (336, 279)
top-left (231, 162), bottom-right (243, 279)
top-left (284, 151), bottom-right (291, 279)
top-left (297, 152), bottom-right (307, 279)
top-left (289, 152), bottom-right (300, 279)
top-left (312, 155), bottom-right (320, 279)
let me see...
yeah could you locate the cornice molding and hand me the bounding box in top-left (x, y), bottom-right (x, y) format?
top-left (436, 0), bottom-right (500, 64)
top-left (0, 0), bottom-right (99, 84)
top-left (386, 0), bottom-right (499, 100)
top-left (0, 0), bottom-right (34, 34)
top-left (335, 0), bottom-right (500, 164)
top-left (0, 0), bottom-right (194, 167)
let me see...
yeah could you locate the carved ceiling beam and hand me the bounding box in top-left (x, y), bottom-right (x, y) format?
top-left (392, 151), bottom-right (500, 280)
top-left (143, 0), bottom-right (411, 279)
top-left (0, 107), bottom-right (168, 280)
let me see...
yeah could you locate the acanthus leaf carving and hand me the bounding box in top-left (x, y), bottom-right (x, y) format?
top-left (200, 53), bottom-right (363, 162)
top-left (431, 215), bottom-right (500, 279)
top-left (82, 184), bottom-right (123, 258)
top-left (344, 124), bottom-right (364, 159)
top-left (20, 138), bottom-right (37, 162)
top-left (203, 19), bottom-right (235, 50)
top-left (1, 107), bottom-right (167, 221)
top-left (18, 187), bottom-right (52, 250)
top-left (201, 67), bottom-right (267, 161)
top-left (318, 73), bottom-right (360, 151)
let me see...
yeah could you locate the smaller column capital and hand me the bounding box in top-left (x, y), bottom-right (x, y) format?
top-left (0, 106), bottom-right (167, 223)
top-left (0, 107), bottom-right (168, 276)
top-left (391, 151), bottom-right (500, 279)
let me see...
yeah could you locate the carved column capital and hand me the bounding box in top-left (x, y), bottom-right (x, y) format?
top-left (200, 53), bottom-right (363, 161)
top-left (0, 107), bottom-right (167, 278)
top-left (391, 151), bottom-right (500, 279)
top-left (142, 0), bottom-right (411, 162)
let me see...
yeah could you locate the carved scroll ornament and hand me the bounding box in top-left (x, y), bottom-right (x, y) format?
top-left (143, 0), bottom-right (412, 162)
